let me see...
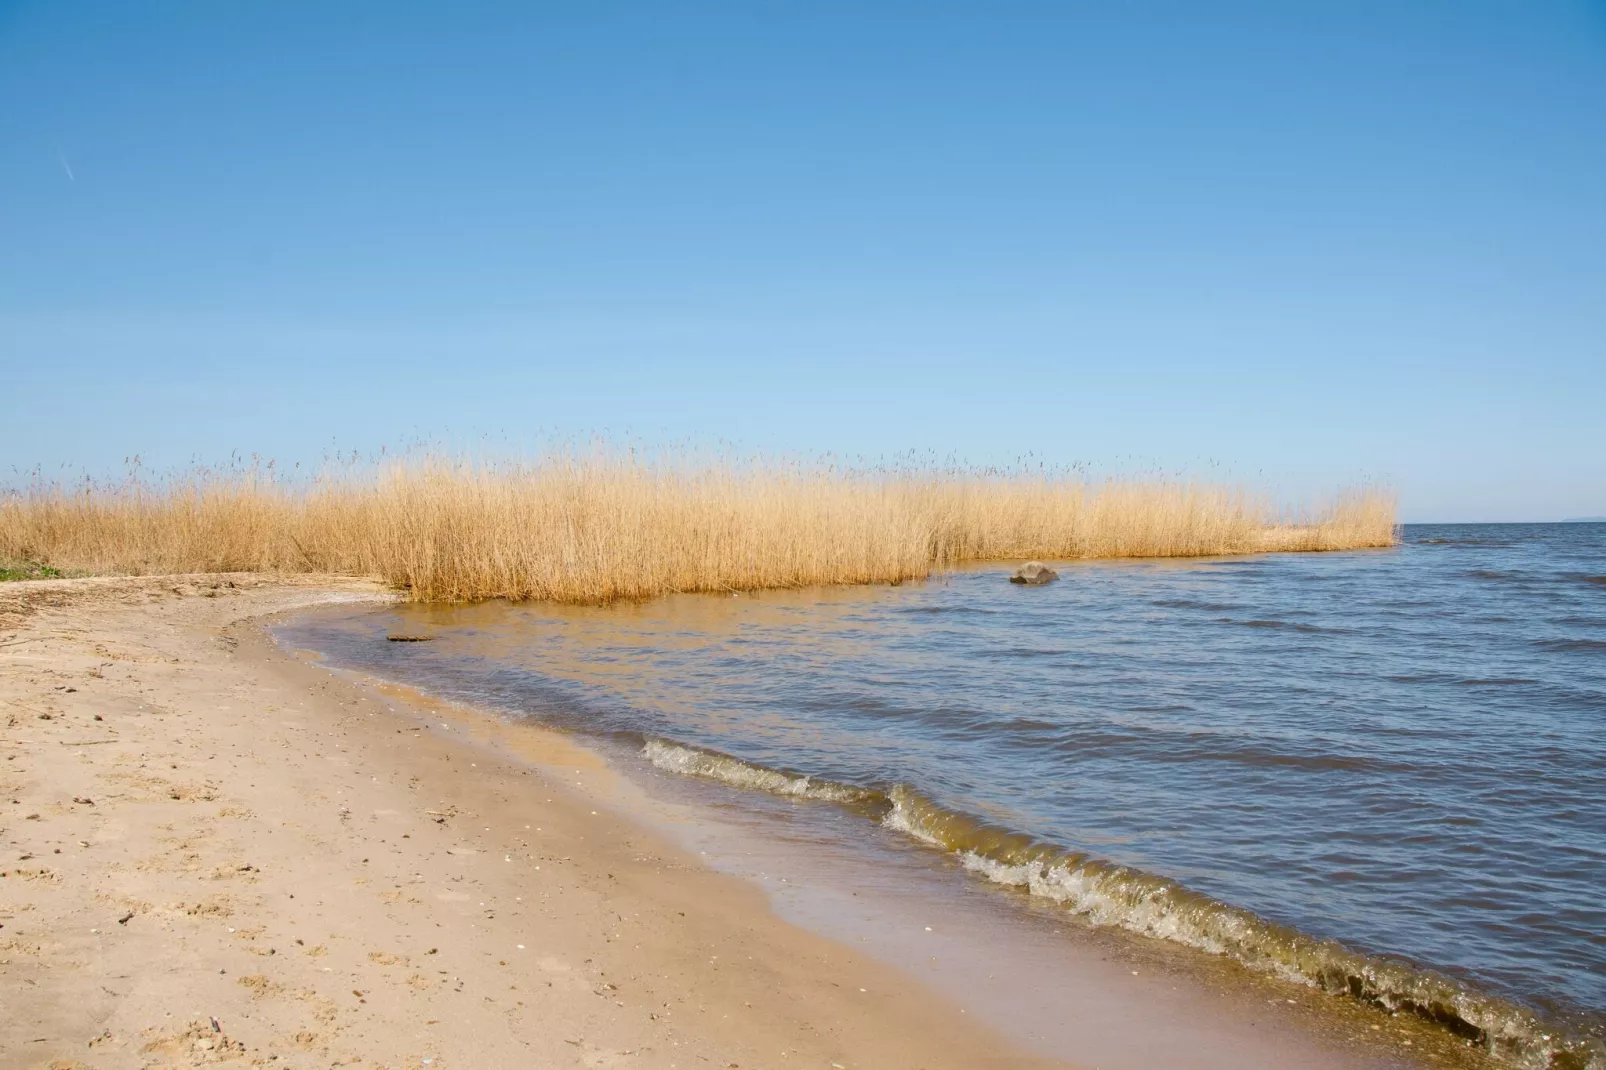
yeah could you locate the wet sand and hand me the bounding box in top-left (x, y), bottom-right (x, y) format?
top-left (0, 576), bottom-right (1437, 1069)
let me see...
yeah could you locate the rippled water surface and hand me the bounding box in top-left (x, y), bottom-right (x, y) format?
top-left (277, 523), bottom-right (1606, 1064)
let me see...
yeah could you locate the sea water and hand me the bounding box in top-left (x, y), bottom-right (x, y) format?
top-left (275, 523), bottom-right (1606, 1067)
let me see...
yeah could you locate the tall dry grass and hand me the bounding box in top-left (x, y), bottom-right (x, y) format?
top-left (0, 454), bottom-right (1398, 603)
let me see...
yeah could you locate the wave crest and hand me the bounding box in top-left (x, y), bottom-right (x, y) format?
top-left (643, 745), bottom-right (1602, 1068)
top-left (642, 740), bottom-right (884, 807)
top-left (882, 785), bottom-right (1601, 1069)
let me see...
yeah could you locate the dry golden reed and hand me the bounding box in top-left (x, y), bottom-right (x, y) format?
top-left (0, 454), bottom-right (1397, 603)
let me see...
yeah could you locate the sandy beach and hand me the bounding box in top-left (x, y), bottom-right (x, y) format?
top-left (0, 576), bottom-right (1069, 1070)
top-left (4, 3), bottom-right (1596, 1065)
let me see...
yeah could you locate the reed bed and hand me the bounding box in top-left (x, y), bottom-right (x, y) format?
top-left (0, 455), bottom-right (1398, 603)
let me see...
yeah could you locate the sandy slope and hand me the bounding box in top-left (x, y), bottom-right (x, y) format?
top-left (0, 576), bottom-right (1067, 1070)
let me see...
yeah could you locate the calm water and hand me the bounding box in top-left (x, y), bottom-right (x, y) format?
top-left (277, 523), bottom-right (1606, 1067)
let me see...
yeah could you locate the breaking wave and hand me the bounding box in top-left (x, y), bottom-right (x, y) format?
top-left (641, 739), bottom-right (886, 809)
top-left (644, 740), bottom-right (1604, 1069)
top-left (881, 786), bottom-right (1602, 1068)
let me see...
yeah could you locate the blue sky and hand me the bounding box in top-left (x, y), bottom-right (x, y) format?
top-left (2, 2), bottom-right (1603, 522)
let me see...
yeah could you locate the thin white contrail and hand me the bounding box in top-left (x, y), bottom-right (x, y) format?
top-left (58, 153), bottom-right (75, 181)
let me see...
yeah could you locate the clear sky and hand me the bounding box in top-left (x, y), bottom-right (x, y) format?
top-left (2, 2), bottom-right (1603, 522)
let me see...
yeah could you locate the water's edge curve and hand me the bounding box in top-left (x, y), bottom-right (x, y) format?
top-left (643, 738), bottom-right (1602, 1070)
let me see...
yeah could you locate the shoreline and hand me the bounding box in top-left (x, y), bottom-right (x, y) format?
top-left (1, 575), bottom-right (1456, 1069)
top-left (1, 576), bottom-right (1066, 1069)
top-left (279, 593), bottom-right (1508, 1070)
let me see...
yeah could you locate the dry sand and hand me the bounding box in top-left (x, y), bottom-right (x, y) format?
top-left (0, 575), bottom-right (1070, 1070)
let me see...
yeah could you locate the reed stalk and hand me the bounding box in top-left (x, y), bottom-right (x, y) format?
top-left (0, 454), bottom-right (1398, 603)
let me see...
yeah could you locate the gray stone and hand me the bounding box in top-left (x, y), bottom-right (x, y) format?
top-left (1010, 561), bottom-right (1058, 585)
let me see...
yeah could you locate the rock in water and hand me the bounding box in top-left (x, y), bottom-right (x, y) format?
top-left (1010, 561), bottom-right (1059, 585)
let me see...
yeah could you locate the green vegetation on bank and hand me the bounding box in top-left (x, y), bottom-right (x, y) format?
top-left (0, 561), bottom-right (67, 582)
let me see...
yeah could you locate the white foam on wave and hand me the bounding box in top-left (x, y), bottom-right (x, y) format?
top-left (954, 849), bottom-right (1265, 963)
top-left (884, 786), bottom-right (1266, 962)
top-left (639, 750), bottom-right (1600, 1068)
top-left (641, 739), bottom-right (875, 805)
top-left (881, 787), bottom-right (1597, 1070)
